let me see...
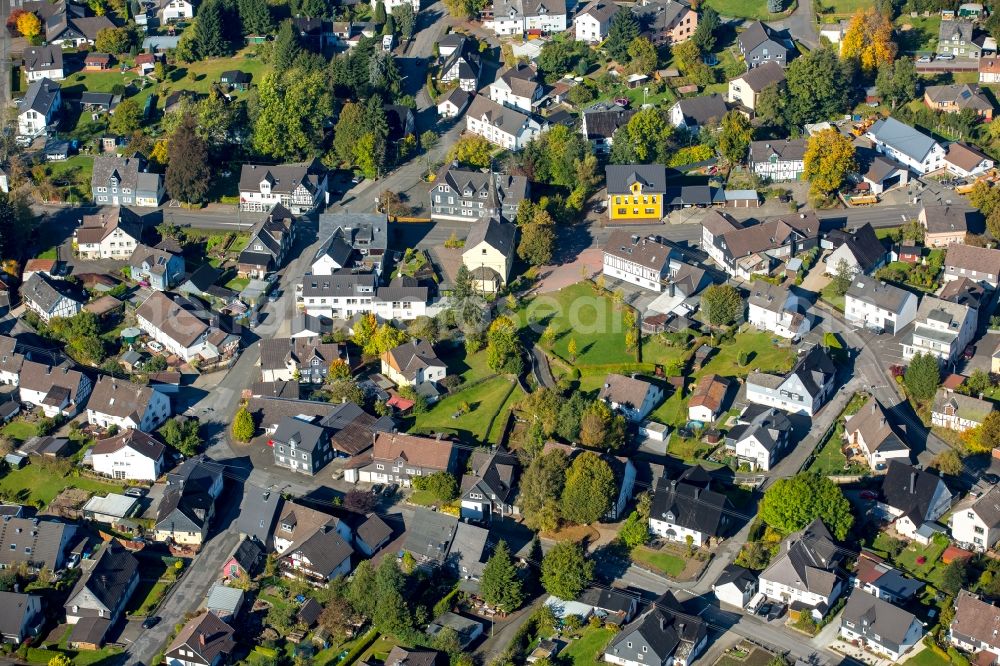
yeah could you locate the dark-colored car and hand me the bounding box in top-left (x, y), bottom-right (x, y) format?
top-left (964, 345), bottom-right (977, 360)
top-left (142, 616), bottom-right (160, 629)
top-left (767, 604), bottom-right (786, 621)
top-left (757, 604), bottom-right (771, 617)
top-left (383, 483), bottom-right (398, 497)
top-left (371, 484), bottom-right (384, 496)
top-left (983, 473), bottom-right (999, 485)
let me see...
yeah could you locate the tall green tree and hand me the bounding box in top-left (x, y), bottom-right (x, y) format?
top-left (875, 58), bottom-right (917, 109)
top-left (755, 82), bottom-right (787, 129)
top-left (251, 69), bottom-right (333, 160)
top-left (905, 352), bottom-right (941, 401)
top-left (109, 97), bottom-right (142, 135)
top-left (803, 128), bottom-right (857, 200)
top-left (191, 0), bottom-right (231, 58)
top-left (371, 558), bottom-right (412, 636)
top-left (606, 9), bottom-right (639, 62)
top-left (486, 315), bottom-right (523, 375)
top-left (718, 110), bottom-right (753, 165)
top-left (373, 0), bottom-right (386, 24)
top-left (692, 7), bottom-right (719, 52)
top-left (0, 193), bottom-right (31, 261)
top-left (392, 4), bottom-right (415, 39)
top-left (292, 0), bottom-right (326, 17)
top-left (237, 0), bottom-right (273, 35)
top-left (518, 450), bottom-right (568, 531)
top-left (232, 405), bottom-right (255, 442)
top-left (785, 46), bottom-right (848, 126)
top-left (701, 284), bottom-right (743, 327)
top-left (272, 20), bottom-right (302, 72)
top-left (561, 452), bottom-right (615, 525)
top-left (518, 218), bottom-right (554, 266)
top-left (619, 510), bottom-right (649, 549)
top-left (759, 473), bottom-right (854, 539)
top-left (480, 541), bottom-right (524, 613)
top-left (166, 113), bottom-right (211, 204)
top-left (541, 541), bottom-right (594, 600)
top-left (829, 258), bottom-right (854, 297)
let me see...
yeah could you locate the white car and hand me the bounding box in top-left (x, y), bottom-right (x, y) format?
top-left (147, 341), bottom-right (164, 353)
top-left (917, 55), bottom-right (932, 63)
top-left (937, 54), bottom-right (955, 61)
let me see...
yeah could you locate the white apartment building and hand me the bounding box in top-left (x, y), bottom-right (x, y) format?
top-left (844, 275), bottom-right (919, 335)
top-left (952, 485), bottom-right (1000, 552)
top-left (466, 95), bottom-right (545, 150)
top-left (901, 295), bottom-right (976, 364)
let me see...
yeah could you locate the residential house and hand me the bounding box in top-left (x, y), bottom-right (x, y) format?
top-left (824, 223), bottom-right (889, 276)
top-left (165, 612), bottom-right (236, 666)
top-left (86, 376), bottom-right (172, 433)
top-left (568, 587), bottom-right (639, 625)
top-left (378, 0), bottom-right (420, 12)
top-left (383, 648), bottom-right (443, 666)
top-left (604, 591), bottom-right (708, 666)
top-left (713, 565), bottom-right (758, 609)
top-left (381, 339), bottom-right (445, 389)
top-left (313, 213), bottom-right (389, 275)
top-left (728, 61), bottom-right (785, 111)
top-left (844, 274), bottom-right (919, 334)
top-left (238, 162), bottom-right (328, 214)
top-left (945, 142), bottom-right (995, 177)
top-left (157, 0), bottom-right (196, 21)
top-left (924, 84), bottom-right (994, 120)
top-left (272, 502), bottom-right (354, 581)
top-left (668, 93), bottom-right (728, 130)
top-left (747, 281), bottom-right (811, 340)
top-left (154, 458), bottom-right (224, 547)
top-left (738, 21), bottom-right (789, 69)
top-left (853, 551), bottom-right (923, 603)
top-left (384, 104), bottom-right (415, 143)
top-left (460, 448), bottom-right (519, 522)
top-left (581, 102), bottom-right (636, 153)
top-left (437, 87), bottom-right (471, 118)
top-left (575, 0), bottom-right (619, 42)
top-left (22, 273), bottom-right (83, 323)
top-left (297, 273), bottom-right (428, 321)
top-left (439, 36), bottom-right (481, 93)
top-left (353, 513), bottom-right (393, 556)
top-left (605, 165), bottom-right (668, 222)
top-left (877, 461), bottom-right (953, 539)
top-left (632, 0), bottom-right (698, 46)
top-left (18, 78), bottom-right (61, 138)
top-left (175, 263), bottom-right (222, 299)
top-left (219, 70), bottom-right (251, 91)
top-left (222, 537), bottom-right (266, 581)
top-left (939, 276), bottom-right (986, 310)
top-left (23, 46), bottom-right (63, 82)
top-left (429, 167), bottom-right (529, 224)
top-left (75, 207), bottom-right (143, 258)
top-left (944, 243), bottom-right (1000, 288)
top-left (47, 15), bottom-right (114, 47)
top-left (466, 95), bottom-right (545, 150)
top-left (919, 205), bottom-right (968, 247)
top-left (649, 466), bottom-right (732, 547)
top-left (448, 521), bottom-right (489, 590)
top-left (237, 204), bottom-right (295, 278)
top-left (487, 0), bottom-right (568, 36)
top-left (932, 386), bottom-right (993, 432)
top-left (745, 346), bottom-right (836, 417)
top-left (489, 64), bottom-right (542, 113)
top-left (760, 519), bottom-right (843, 617)
top-left (598, 373), bottom-right (664, 422)
top-left (0, 516), bottom-right (76, 571)
top-left (726, 404), bottom-right (793, 471)
top-left (688, 374), bottom-right (730, 423)
top-left (270, 415), bottom-right (337, 476)
top-left (862, 154), bottom-right (911, 195)
top-left (602, 230), bottom-right (674, 292)
top-left (749, 138), bottom-right (806, 181)
top-left (866, 117), bottom-right (946, 175)
top-left (354, 432), bottom-right (457, 486)
top-left (462, 217), bottom-right (517, 293)
top-left (259, 337), bottom-right (347, 384)
top-left (844, 398), bottom-right (911, 471)
top-left (272, 501), bottom-right (351, 554)
top-left (91, 429), bottom-right (166, 481)
top-left (0, 336), bottom-right (24, 386)
top-left (65, 542), bottom-right (139, 628)
top-left (701, 211), bottom-right (820, 279)
top-left (951, 590), bottom-right (1000, 660)
top-left (0, 592), bottom-right (42, 644)
top-left (938, 19), bottom-right (981, 59)
top-left (901, 295), bottom-right (976, 364)
top-left (952, 484), bottom-right (1000, 552)
top-left (136, 292), bottom-right (240, 363)
top-left (128, 245), bottom-right (184, 291)
top-left (19, 360), bottom-right (92, 418)
top-left (840, 589), bottom-right (924, 661)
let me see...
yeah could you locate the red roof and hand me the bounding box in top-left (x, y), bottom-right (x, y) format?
top-left (386, 394), bottom-right (414, 411)
top-left (942, 374), bottom-right (966, 391)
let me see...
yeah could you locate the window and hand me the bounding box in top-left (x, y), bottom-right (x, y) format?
top-left (376, 463), bottom-right (384, 470)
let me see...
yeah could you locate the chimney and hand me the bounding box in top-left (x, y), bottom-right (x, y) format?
top-left (910, 471), bottom-right (917, 494)
top-left (199, 633), bottom-right (206, 648)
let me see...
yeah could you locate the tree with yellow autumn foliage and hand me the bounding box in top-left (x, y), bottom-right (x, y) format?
top-left (16, 11), bottom-right (41, 39)
top-left (803, 129), bottom-right (857, 202)
top-left (841, 8), bottom-right (897, 72)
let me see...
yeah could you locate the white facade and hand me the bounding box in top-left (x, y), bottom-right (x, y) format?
top-left (135, 316), bottom-right (208, 362)
top-left (748, 293), bottom-right (810, 339)
top-left (159, 0), bottom-right (194, 20)
top-left (298, 289), bottom-right (428, 321)
top-left (466, 101), bottom-right (544, 150)
top-left (867, 129), bottom-right (946, 175)
top-left (840, 618), bottom-right (922, 662)
top-left (760, 575), bottom-right (841, 611)
top-left (18, 96), bottom-right (60, 138)
top-left (575, 12), bottom-right (609, 43)
top-left (77, 227), bottom-right (140, 259)
top-left (25, 293), bottom-right (81, 323)
top-left (438, 97), bottom-right (466, 118)
top-left (688, 404), bottom-right (717, 423)
top-left (489, 80), bottom-right (539, 113)
top-left (26, 67), bottom-right (63, 83)
top-left (489, 9), bottom-right (567, 36)
top-left (649, 515), bottom-right (709, 547)
top-left (713, 580), bottom-right (757, 609)
top-left (87, 390), bottom-right (171, 433)
top-left (951, 503), bottom-right (1000, 552)
top-left (375, 0), bottom-right (420, 12)
top-left (825, 243), bottom-right (869, 277)
top-left (901, 300), bottom-right (976, 364)
top-left (92, 446), bottom-right (162, 482)
top-left (877, 489), bottom-right (951, 540)
top-left (734, 434), bottom-right (783, 472)
top-left (750, 155), bottom-right (804, 181)
top-left (844, 290), bottom-right (919, 335)
top-left (602, 253), bottom-right (667, 292)
top-left (20, 376), bottom-right (92, 418)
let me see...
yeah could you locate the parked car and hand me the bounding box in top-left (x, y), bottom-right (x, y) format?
top-left (767, 604), bottom-right (786, 621)
top-left (938, 54), bottom-right (955, 60)
top-left (371, 483), bottom-right (384, 495)
top-left (124, 487), bottom-right (147, 498)
top-left (142, 616), bottom-right (160, 629)
top-left (147, 341), bottom-right (164, 353)
top-left (964, 345), bottom-right (976, 360)
top-left (983, 473), bottom-right (999, 485)
top-left (383, 483), bottom-right (398, 497)
top-left (917, 55), bottom-right (932, 63)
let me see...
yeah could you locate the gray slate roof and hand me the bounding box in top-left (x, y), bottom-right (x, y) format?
top-left (606, 164), bottom-right (668, 194)
top-left (868, 117), bottom-right (939, 163)
top-left (846, 275), bottom-right (913, 315)
top-left (20, 78), bottom-right (60, 117)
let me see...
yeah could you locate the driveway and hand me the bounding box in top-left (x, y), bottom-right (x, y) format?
top-left (779, 0), bottom-right (819, 48)
top-left (533, 248), bottom-right (603, 294)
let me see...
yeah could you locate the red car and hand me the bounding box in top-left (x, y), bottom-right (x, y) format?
top-left (964, 345), bottom-right (977, 360)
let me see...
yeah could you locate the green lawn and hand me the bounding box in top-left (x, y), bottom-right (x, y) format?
top-left (903, 647), bottom-right (952, 666)
top-left (438, 346), bottom-right (495, 385)
top-left (0, 466), bottom-right (123, 507)
top-left (703, 0), bottom-right (791, 20)
top-left (43, 155), bottom-right (95, 203)
top-left (820, 282), bottom-right (846, 312)
top-left (809, 423), bottom-right (857, 475)
top-left (895, 15), bottom-right (942, 54)
top-left (411, 377), bottom-right (519, 443)
top-left (25, 646), bottom-right (123, 666)
top-left (486, 384), bottom-right (525, 444)
top-left (699, 331), bottom-right (795, 379)
top-left (2, 420), bottom-right (37, 442)
top-left (562, 627), bottom-right (616, 666)
top-left (641, 335), bottom-right (690, 371)
top-left (667, 434), bottom-right (719, 463)
top-left (891, 535), bottom-right (950, 587)
top-left (816, 0), bottom-right (871, 17)
top-left (515, 283), bottom-right (639, 369)
top-left (632, 546), bottom-right (687, 577)
top-left (356, 635), bottom-right (402, 663)
top-left (226, 276), bottom-right (250, 291)
top-left (128, 580), bottom-right (168, 617)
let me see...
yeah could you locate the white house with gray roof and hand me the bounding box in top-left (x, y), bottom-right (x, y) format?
top-left (749, 138), bottom-right (806, 181)
top-left (866, 117), bottom-right (946, 175)
top-left (313, 213), bottom-right (388, 275)
top-left (487, 0), bottom-right (567, 36)
top-left (748, 281), bottom-right (810, 339)
top-left (463, 217), bottom-right (517, 292)
top-left (18, 78), bottom-right (61, 138)
top-left (489, 65), bottom-right (542, 113)
top-left (86, 376), bottom-right (171, 433)
top-left (951, 484), bottom-right (1000, 551)
top-left (745, 346), bottom-right (836, 417)
top-left (91, 155), bottom-right (163, 207)
top-left (726, 404), bottom-right (793, 471)
top-left (840, 589), bottom-right (923, 661)
top-left (901, 295), bottom-right (976, 364)
top-left (22, 273), bottom-right (83, 323)
top-left (23, 46), bottom-right (63, 82)
top-left (760, 519), bottom-right (843, 618)
top-left (668, 94), bottom-right (728, 130)
top-left (575, 0), bottom-right (619, 42)
top-left (466, 95), bottom-right (546, 150)
top-left (844, 274), bottom-right (919, 335)
top-left (602, 230), bottom-right (673, 292)
top-left (238, 162), bottom-right (328, 214)
top-left (604, 592), bottom-right (707, 666)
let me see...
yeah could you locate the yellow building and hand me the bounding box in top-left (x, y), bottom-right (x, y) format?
top-left (606, 165), bottom-right (668, 221)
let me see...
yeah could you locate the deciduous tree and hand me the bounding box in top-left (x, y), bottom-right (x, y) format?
top-left (95, 26), bottom-right (133, 54)
top-left (803, 128), bottom-right (857, 200)
top-left (166, 113), bottom-right (211, 204)
top-left (700, 284), bottom-right (742, 327)
top-left (626, 37), bottom-right (658, 75)
top-left (486, 315), bottom-right (523, 375)
top-left (619, 510), bottom-right (649, 549)
top-left (109, 97), bottom-right (142, 135)
top-left (446, 135), bottom-right (493, 168)
top-left (251, 69), bottom-right (333, 160)
top-left (541, 541), bottom-right (594, 600)
top-left (561, 452), bottom-right (615, 525)
top-left (719, 110), bottom-right (753, 165)
top-left (841, 8), bottom-right (897, 72)
top-left (967, 411), bottom-right (1000, 453)
top-left (759, 472), bottom-right (854, 539)
top-left (785, 46), bottom-right (848, 126)
top-left (519, 450), bottom-right (568, 531)
top-left (830, 258), bottom-right (854, 297)
top-left (875, 58), bottom-right (917, 109)
top-left (16, 12), bottom-right (41, 39)
top-left (518, 219), bottom-right (554, 266)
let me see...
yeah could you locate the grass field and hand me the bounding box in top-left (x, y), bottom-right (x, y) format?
top-left (42, 155), bottom-right (95, 203)
top-left (516, 282), bottom-right (638, 368)
top-left (0, 465), bottom-right (123, 507)
top-left (903, 648), bottom-right (951, 666)
top-left (411, 377), bottom-right (519, 444)
top-left (129, 580), bottom-right (168, 617)
top-left (439, 346), bottom-right (495, 385)
top-left (816, 0), bottom-right (870, 17)
top-left (562, 626), bottom-right (616, 666)
top-left (703, 0), bottom-right (792, 20)
top-left (820, 282), bottom-right (846, 312)
top-left (667, 435), bottom-right (720, 463)
top-left (632, 546), bottom-right (687, 577)
top-left (895, 15), bottom-right (942, 54)
top-left (2, 420), bottom-right (37, 442)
